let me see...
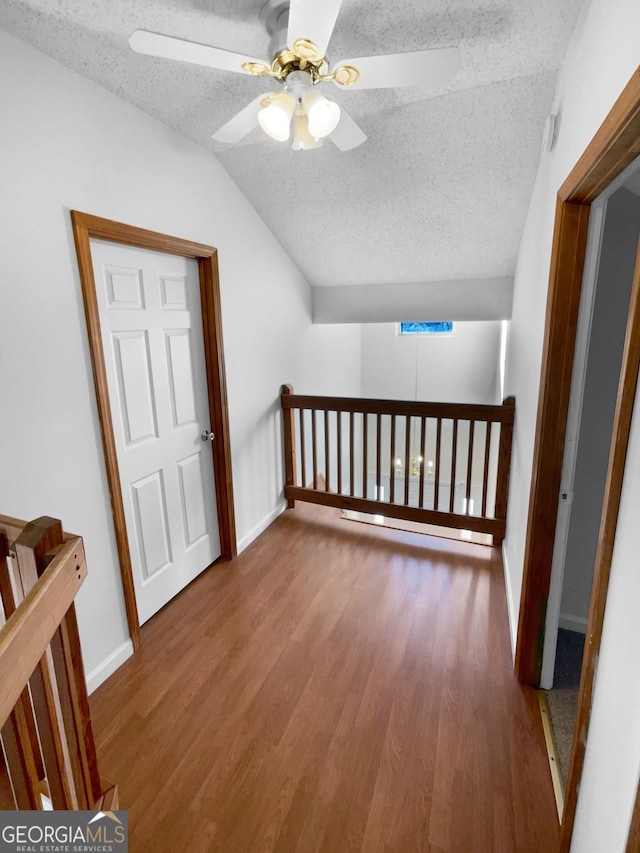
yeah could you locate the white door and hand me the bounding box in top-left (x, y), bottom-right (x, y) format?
top-left (90, 239), bottom-right (220, 624)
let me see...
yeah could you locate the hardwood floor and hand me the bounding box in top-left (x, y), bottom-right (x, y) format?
top-left (89, 503), bottom-right (560, 852)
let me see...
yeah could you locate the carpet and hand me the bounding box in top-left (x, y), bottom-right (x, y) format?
top-left (544, 629), bottom-right (585, 789)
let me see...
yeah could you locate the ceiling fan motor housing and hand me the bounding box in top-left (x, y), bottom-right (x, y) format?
top-left (260, 0), bottom-right (291, 59)
top-left (285, 70), bottom-right (314, 100)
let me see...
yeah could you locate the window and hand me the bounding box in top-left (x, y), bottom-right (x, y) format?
top-left (398, 321), bottom-right (454, 335)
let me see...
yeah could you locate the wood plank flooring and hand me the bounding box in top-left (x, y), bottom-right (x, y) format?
top-left (89, 503), bottom-right (560, 852)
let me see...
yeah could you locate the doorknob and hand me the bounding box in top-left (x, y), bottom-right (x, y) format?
top-left (201, 429), bottom-right (215, 442)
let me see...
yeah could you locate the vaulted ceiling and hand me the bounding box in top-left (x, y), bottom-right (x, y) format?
top-left (0, 0), bottom-right (585, 320)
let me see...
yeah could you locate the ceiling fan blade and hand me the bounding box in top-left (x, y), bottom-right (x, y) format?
top-left (211, 95), bottom-right (265, 143)
top-left (329, 108), bottom-right (367, 152)
top-left (129, 30), bottom-right (265, 75)
top-left (334, 46), bottom-right (460, 89)
top-left (287, 0), bottom-right (344, 60)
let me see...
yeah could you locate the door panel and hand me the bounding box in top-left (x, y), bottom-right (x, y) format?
top-left (166, 330), bottom-right (197, 426)
top-left (131, 470), bottom-right (173, 579)
top-left (177, 452), bottom-right (209, 546)
top-left (90, 239), bottom-right (220, 624)
top-left (104, 264), bottom-right (144, 309)
top-left (112, 330), bottom-right (158, 444)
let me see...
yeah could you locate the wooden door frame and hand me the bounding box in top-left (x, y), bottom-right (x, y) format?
top-left (513, 66), bottom-right (640, 847)
top-left (71, 211), bottom-right (236, 649)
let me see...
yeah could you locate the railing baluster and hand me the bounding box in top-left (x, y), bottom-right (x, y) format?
top-left (482, 421), bottom-right (492, 517)
top-left (450, 419), bottom-right (458, 513)
top-left (418, 417), bottom-right (426, 508)
top-left (404, 416), bottom-right (411, 506)
top-left (362, 412), bottom-right (368, 499)
top-left (55, 601), bottom-right (102, 806)
top-left (29, 658), bottom-right (78, 807)
top-left (376, 414), bottom-right (382, 501)
top-left (312, 409), bottom-right (318, 489)
top-left (1, 697), bottom-right (42, 808)
top-left (337, 411), bottom-right (343, 495)
top-left (434, 419), bottom-right (442, 511)
top-left (324, 410), bottom-right (330, 491)
top-left (389, 415), bottom-right (396, 503)
top-left (465, 420), bottom-right (475, 514)
top-left (299, 409), bottom-right (307, 489)
top-left (349, 412), bottom-right (355, 497)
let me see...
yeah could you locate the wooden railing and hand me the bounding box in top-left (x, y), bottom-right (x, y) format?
top-left (0, 515), bottom-right (117, 810)
top-left (281, 386), bottom-right (515, 544)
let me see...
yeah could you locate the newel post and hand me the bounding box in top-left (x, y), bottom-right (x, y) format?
top-left (281, 384), bottom-right (297, 508)
top-left (494, 396), bottom-right (516, 545)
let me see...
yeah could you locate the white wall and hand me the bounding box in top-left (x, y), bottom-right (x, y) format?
top-left (361, 322), bottom-right (501, 404)
top-left (0, 30), bottom-right (361, 690)
top-left (502, 0), bottom-right (640, 847)
top-left (313, 278), bottom-right (513, 324)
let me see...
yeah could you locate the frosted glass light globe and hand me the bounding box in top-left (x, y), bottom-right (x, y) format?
top-left (258, 92), bottom-right (295, 141)
top-left (304, 91), bottom-right (341, 138)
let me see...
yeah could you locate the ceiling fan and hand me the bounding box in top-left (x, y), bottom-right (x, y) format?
top-left (129, 0), bottom-right (460, 152)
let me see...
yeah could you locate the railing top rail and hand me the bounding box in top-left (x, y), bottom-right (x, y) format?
top-left (281, 392), bottom-right (515, 423)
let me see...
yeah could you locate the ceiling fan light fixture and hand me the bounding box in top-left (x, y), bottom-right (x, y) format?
top-left (291, 114), bottom-right (321, 150)
top-left (257, 91), bottom-right (295, 141)
top-left (303, 89), bottom-right (341, 138)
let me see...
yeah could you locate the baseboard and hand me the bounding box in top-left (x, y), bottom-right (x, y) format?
top-left (558, 613), bottom-right (588, 634)
top-left (86, 639), bottom-right (134, 695)
top-left (236, 502), bottom-right (286, 554)
top-left (502, 542), bottom-right (518, 660)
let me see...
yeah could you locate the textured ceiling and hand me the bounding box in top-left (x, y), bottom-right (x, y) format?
top-left (0, 0), bottom-right (585, 316)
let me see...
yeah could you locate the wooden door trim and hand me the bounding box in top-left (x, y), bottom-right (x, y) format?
top-left (513, 65), bottom-right (640, 849)
top-left (71, 212), bottom-right (236, 649)
top-left (515, 198), bottom-right (591, 681)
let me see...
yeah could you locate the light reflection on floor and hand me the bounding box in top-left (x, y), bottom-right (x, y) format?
top-left (340, 510), bottom-right (494, 547)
